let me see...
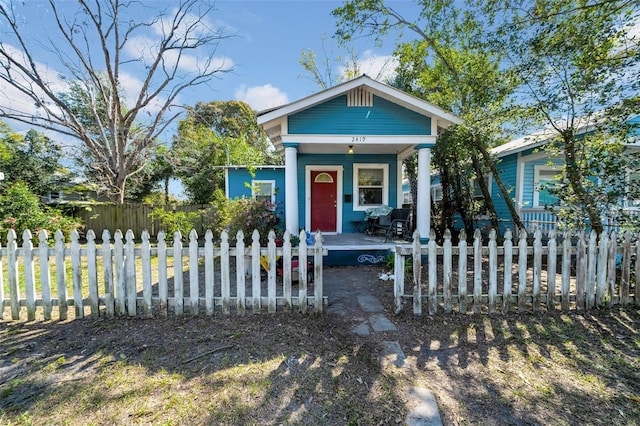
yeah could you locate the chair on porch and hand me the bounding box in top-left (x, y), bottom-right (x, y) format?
top-left (368, 207), bottom-right (411, 242)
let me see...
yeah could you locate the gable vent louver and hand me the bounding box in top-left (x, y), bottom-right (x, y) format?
top-left (347, 87), bottom-right (373, 107)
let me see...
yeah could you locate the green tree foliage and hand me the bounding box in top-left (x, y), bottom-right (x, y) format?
top-left (173, 101), bottom-right (280, 204)
top-left (0, 182), bottom-right (79, 241)
top-left (490, 0), bottom-right (640, 233)
top-left (0, 122), bottom-right (71, 196)
top-left (333, 0), bottom-right (524, 235)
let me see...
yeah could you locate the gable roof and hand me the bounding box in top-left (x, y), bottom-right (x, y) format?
top-left (257, 74), bottom-right (461, 149)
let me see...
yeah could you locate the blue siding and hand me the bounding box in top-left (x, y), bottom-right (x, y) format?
top-left (226, 167), bottom-right (286, 220)
top-left (288, 95), bottom-right (430, 135)
top-left (297, 153), bottom-right (399, 232)
top-left (491, 154), bottom-right (519, 234)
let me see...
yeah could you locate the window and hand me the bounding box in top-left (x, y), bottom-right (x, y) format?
top-left (627, 170), bottom-right (640, 209)
top-left (252, 180), bottom-right (275, 206)
top-left (353, 164), bottom-right (388, 210)
top-left (431, 185), bottom-right (443, 202)
top-left (534, 166), bottom-right (561, 207)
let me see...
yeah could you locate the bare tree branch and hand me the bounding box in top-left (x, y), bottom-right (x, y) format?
top-left (0, 0), bottom-right (234, 203)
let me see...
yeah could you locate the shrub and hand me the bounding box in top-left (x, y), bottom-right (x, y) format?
top-left (224, 197), bottom-right (279, 245)
top-left (0, 182), bottom-right (79, 241)
top-left (150, 207), bottom-right (203, 240)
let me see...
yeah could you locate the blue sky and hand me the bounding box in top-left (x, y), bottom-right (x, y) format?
top-left (190, 0), bottom-right (401, 110)
top-left (0, 0), bottom-right (413, 197)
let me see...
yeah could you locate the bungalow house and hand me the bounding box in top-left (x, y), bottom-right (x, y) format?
top-left (461, 115), bottom-right (640, 236)
top-left (225, 75), bottom-right (461, 263)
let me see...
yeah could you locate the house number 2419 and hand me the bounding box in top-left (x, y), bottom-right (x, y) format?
top-left (351, 136), bottom-right (366, 142)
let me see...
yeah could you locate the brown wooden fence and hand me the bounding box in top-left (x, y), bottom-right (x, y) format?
top-left (65, 204), bottom-right (215, 238)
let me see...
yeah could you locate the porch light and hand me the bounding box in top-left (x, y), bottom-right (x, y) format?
top-left (348, 145), bottom-right (354, 154)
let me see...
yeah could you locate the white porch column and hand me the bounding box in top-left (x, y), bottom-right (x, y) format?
top-left (284, 144), bottom-right (299, 234)
top-left (416, 146), bottom-right (431, 241)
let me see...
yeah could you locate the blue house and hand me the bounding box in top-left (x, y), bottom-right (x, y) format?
top-left (226, 75), bottom-right (460, 246)
top-left (485, 117), bottom-right (640, 235)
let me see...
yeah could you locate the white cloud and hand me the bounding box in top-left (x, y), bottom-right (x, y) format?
top-left (235, 84), bottom-right (289, 111)
top-left (352, 50), bottom-right (398, 83)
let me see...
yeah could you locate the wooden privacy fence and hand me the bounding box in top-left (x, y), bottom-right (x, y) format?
top-left (394, 228), bottom-right (640, 315)
top-left (0, 228), bottom-right (325, 322)
top-left (65, 204), bottom-right (215, 238)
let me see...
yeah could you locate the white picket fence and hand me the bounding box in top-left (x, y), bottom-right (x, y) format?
top-left (393, 228), bottom-right (640, 315)
top-left (0, 228), bottom-right (325, 321)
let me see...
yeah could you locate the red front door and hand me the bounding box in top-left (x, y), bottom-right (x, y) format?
top-left (311, 170), bottom-right (337, 232)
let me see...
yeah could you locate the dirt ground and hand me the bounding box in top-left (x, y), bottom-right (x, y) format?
top-left (1, 265), bottom-right (639, 425)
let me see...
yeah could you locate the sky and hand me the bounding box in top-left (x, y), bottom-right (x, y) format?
top-left (0, 0), bottom-right (414, 197)
top-left (0, 0), bottom-right (405, 125)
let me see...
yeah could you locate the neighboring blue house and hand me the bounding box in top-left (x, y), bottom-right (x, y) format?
top-left (462, 116), bottom-right (640, 235)
top-left (226, 75), bottom-right (460, 241)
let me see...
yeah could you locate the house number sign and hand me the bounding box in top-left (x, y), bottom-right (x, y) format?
top-left (351, 136), bottom-right (366, 142)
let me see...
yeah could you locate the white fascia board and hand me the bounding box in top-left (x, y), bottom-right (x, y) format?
top-left (280, 134), bottom-right (435, 145)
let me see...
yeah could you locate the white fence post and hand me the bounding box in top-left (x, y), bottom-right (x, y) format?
top-left (235, 230), bottom-right (246, 316)
top-left (282, 231), bottom-right (292, 312)
top-left (546, 230), bottom-right (557, 311)
top-left (313, 230), bottom-right (323, 314)
top-left (71, 229), bottom-right (83, 319)
top-left (621, 230), bottom-right (632, 306)
top-left (38, 230), bottom-right (52, 321)
top-left (54, 230), bottom-right (67, 320)
top-left (220, 230), bottom-right (230, 315)
top-left (157, 231), bottom-right (168, 317)
top-left (174, 231), bottom-right (184, 316)
top-left (428, 229), bottom-right (437, 315)
top-left (443, 229), bottom-right (453, 314)
top-left (204, 230), bottom-right (215, 316)
top-left (251, 230), bottom-right (261, 313)
top-left (596, 231), bottom-right (609, 307)
top-left (141, 230), bottom-right (152, 317)
top-left (586, 230), bottom-right (598, 310)
top-left (412, 230), bottom-right (422, 316)
top-left (473, 229), bottom-right (482, 314)
top-left (8, 229), bottom-right (19, 320)
top-left (298, 230), bottom-right (308, 313)
top-left (23, 230), bottom-right (36, 321)
top-left (488, 229), bottom-right (498, 314)
top-left (532, 229), bottom-right (542, 311)
top-left (517, 229), bottom-right (528, 312)
top-left (502, 229), bottom-right (513, 312)
top-left (86, 230), bottom-right (99, 317)
top-left (576, 231), bottom-right (586, 310)
top-left (125, 230), bottom-right (137, 317)
top-left (267, 230), bottom-right (277, 314)
top-left (189, 230), bottom-right (200, 316)
top-left (561, 231), bottom-right (571, 311)
top-left (458, 230), bottom-right (468, 313)
top-left (114, 230), bottom-right (125, 316)
top-left (102, 230), bottom-right (114, 318)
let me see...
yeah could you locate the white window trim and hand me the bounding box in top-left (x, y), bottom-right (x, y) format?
top-left (625, 169), bottom-right (640, 210)
top-left (353, 163), bottom-right (389, 211)
top-left (431, 184), bottom-right (443, 202)
top-left (533, 165), bottom-right (561, 208)
top-left (251, 180), bottom-right (276, 205)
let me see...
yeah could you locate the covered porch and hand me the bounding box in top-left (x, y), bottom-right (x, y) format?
top-left (321, 232), bottom-right (413, 266)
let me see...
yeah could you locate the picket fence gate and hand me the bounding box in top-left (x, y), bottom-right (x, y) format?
top-left (0, 228), bottom-right (325, 322)
top-left (394, 228), bottom-right (640, 315)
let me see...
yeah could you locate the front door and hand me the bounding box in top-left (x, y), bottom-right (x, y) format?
top-left (311, 170), bottom-right (337, 232)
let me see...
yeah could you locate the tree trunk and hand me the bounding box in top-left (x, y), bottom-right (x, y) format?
top-left (471, 146), bottom-right (499, 230)
top-left (563, 133), bottom-right (603, 234)
top-left (472, 137), bottom-right (525, 232)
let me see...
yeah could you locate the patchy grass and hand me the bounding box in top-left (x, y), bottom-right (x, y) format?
top-left (0, 303), bottom-right (639, 424)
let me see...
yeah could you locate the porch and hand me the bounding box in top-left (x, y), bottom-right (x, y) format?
top-left (322, 233), bottom-right (412, 266)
